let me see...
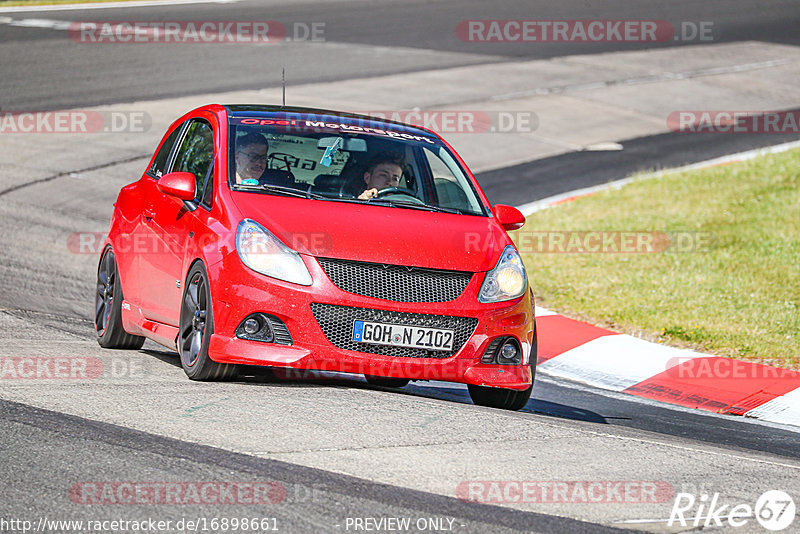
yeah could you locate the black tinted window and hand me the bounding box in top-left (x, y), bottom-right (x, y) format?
top-left (149, 125), bottom-right (182, 179)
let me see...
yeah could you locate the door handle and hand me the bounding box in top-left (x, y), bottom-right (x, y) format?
top-left (144, 208), bottom-right (155, 222)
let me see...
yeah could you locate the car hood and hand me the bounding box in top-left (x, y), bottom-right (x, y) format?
top-left (229, 193), bottom-right (508, 272)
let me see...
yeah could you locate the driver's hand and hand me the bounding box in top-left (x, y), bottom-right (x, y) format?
top-left (358, 188), bottom-right (378, 200)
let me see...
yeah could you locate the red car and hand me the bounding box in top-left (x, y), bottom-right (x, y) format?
top-left (95, 104), bottom-right (537, 410)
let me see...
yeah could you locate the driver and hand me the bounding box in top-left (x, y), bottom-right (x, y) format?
top-left (357, 152), bottom-right (406, 200)
top-left (234, 132), bottom-right (269, 185)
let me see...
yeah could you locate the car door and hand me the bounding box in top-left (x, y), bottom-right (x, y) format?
top-left (122, 123), bottom-right (184, 309)
top-left (138, 119), bottom-right (215, 326)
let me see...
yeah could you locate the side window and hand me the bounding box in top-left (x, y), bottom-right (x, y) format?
top-left (423, 146), bottom-right (481, 213)
top-left (148, 125), bottom-right (182, 179)
top-left (172, 120), bottom-right (215, 206)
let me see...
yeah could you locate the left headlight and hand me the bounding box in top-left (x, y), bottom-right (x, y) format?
top-left (478, 245), bottom-right (527, 303)
top-left (236, 219), bottom-right (312, 286)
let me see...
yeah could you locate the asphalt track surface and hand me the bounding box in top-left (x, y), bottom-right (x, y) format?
top-left (477, 127), bottom-right (800, 206)
top-left (0, 0), bottom-right (799, 111)
top-left (2, 1), bottom-right (800, 532)
top-left (0, 398), bottom-right (630, 534)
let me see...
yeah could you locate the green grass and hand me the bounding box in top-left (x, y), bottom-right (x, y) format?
top-left (514, 148), bottom-right (800, 369)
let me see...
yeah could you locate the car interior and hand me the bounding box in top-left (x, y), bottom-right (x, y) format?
top-left (253, 137), bottom-right (417, 200)
top-left (230, 126), bottom-right (483, 215)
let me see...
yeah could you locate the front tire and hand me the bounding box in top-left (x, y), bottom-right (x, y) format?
top-left (95, 247), bottom-right (145, 350)
top-left (468, 324), bottom-right (537, 411)
top-left (468, 382), bottom-right (532, 411)
top-left (178, 262), bottom-right (237, 381)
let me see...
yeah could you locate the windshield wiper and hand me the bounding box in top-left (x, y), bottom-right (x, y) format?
top-left (256, 184), bottom-right (325, 200)
top-left (366, 198), bottom-right (465, 214)
top-left (246, 186), bottom-right (468, 213)
top-left (421, 205), bottom-right (465, 214)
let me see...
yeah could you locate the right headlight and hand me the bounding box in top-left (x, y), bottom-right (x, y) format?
top-left (236, 219), bottom-right (312, 286)
top-left (478, 245), bottom-right (527, 303)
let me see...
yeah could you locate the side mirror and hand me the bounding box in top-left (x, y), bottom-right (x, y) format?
top-left (157, 172), bottom-right (196, 201)
top-left (493, 204), bottom-right (525, 231)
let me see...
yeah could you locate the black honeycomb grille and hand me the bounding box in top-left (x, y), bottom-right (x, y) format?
top-left (310, 303), bottom-right (478, 359)
top-left (317, 258), bottom-right (471, 303)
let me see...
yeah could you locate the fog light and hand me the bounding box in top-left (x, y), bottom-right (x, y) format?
top-left (501, 343), bottom-right (517, 359)
top-left (498, 341), bottom-right (521, 364)
top-left (236, 313), bottom-right (284, 344)
top-left (243, 317), bottom-right (261, 335)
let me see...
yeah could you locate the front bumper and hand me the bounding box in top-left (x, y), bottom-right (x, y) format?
top-left (207, 253), bottom-right (535, 390)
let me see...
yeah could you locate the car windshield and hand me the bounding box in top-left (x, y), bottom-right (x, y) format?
top-left (228, 116), bottom-right (487, 215)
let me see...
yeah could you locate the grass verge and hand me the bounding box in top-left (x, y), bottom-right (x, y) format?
top-left (514, 148), bottom-right (800, 369)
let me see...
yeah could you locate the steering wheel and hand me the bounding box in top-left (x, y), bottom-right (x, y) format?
top-left (375, 187), bottom-right (424, 204)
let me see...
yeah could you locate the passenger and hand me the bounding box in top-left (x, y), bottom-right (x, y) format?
top-left (357, 152), bottom-right (406, 200)
top-left (234, 132), bottom-right (269, 185)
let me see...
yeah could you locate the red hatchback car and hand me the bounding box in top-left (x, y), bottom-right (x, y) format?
top-left (95, 104), bottom-right (537, 410)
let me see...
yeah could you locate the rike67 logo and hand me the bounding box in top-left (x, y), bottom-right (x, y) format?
top-left (669, 490), bottom-right (796, 531)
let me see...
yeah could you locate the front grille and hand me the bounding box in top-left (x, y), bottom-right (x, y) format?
top-left (310, 303), bottom-right (478, 359)
top-left (317, 258), bottom-right (471, 303)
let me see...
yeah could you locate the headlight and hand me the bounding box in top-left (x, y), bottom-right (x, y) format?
top-left (236, 219), bottom-right (312, 286)
top-left (478, 245), bottom-right (527, 303)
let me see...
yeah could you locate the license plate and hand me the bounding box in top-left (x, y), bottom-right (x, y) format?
top-left (352, 320), bottom-right (454, 351)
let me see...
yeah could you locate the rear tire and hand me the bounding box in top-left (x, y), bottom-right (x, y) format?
top-left (364, 375), bottom-right (410, 388)
top-left (178, 262), bottom-right (237, 381)
top-left (95, 247), bottom-right (145, 350)
top-left (468, 324), bottom-right (537, 411)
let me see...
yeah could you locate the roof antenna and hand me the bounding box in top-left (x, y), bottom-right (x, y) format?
top-left (281, 67), bottom-right (286, 108)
